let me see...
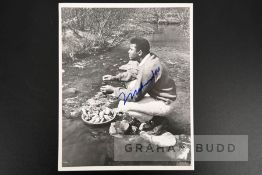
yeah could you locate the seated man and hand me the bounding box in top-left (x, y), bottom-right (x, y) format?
top-left (100, 37), bottom-right (177, 124)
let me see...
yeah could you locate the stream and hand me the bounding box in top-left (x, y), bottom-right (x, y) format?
top-left (62, 24), bottom-right (191, 166)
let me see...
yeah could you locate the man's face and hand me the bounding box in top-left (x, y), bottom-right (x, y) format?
top-left (128, 44), bottom-right (140, 60)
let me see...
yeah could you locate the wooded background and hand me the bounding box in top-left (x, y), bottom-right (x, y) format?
top-left (61, 8), bottom-right (190, 61)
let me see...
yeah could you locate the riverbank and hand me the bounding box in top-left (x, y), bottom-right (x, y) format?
top-left (61, 24), bottom-right (191, 166)
top-left (62, 22), bottom-right (156, 64)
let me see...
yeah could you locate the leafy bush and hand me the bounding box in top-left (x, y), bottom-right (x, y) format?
top-left (61, 8), bottom-right (190, 62)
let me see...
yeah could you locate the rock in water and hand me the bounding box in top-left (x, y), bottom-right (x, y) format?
top-left (70, 108), bottom-right (81, 118)
top-left (109, 120), bottom-right (130, 137)
top-left (140, 131), bottom-right (177, 147)
top-left (63, 88), bottom-right (79, 98)
top-left (120, 120), bottom-right (130, 132)
top-left (109, 122), bottom-right (117, 135)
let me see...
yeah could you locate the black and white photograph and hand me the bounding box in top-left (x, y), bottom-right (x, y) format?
top-left (59, 3), bottom-right (193, 171)
top-left (3, 0), bottom-right (262, 174)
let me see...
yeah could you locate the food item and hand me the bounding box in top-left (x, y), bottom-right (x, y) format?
top-left (104, 107), bottom-right (111, 115)
top-left (80, 91), bottom-right (119, 124)
top-left (81, 108), bottom-right (89, 117)
top-left (99, 111), bottom-right (105, 118)
top-left (82, 107), bottom-right (115, 124)
top-left (100, 118), bottom-right (105, 123)
top-left (103, 114), bottom-right (111, 121)
top-left (88, 115), bottom-right (97, 123)
top-left (93, 116), bottom-right (101, 123)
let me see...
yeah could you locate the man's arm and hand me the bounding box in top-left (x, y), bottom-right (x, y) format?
top-left (103, 71), bottom-right (135, 82)
top-left (115, 72), bottom-right (134, 81)
top-left (114, 61), bottom-right (162, 103)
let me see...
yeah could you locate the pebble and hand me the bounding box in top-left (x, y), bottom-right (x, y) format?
top-left (63, 88), bottom-right (78, 97)
top-left (70, 109), bottom-right (81, 118)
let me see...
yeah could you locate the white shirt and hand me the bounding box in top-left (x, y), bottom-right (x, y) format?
top-left (139, 53), bottom-right (151, 67)
top-left (128, 53), bottom-right (151, 96)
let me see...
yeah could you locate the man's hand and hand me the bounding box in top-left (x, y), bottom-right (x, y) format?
top-left (100, 85), bottom-right (114, 94)
top-left (103, 75), bottom-right (114, 81)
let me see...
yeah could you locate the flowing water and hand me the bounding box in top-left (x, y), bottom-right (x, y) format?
top-left (62, 25), bottom-right (190, 166)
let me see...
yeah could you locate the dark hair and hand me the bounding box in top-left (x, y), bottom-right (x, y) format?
top-left (130, 37), bottom-right (150, 55)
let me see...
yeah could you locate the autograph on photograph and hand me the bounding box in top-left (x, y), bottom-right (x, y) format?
top-left (118, 67), bottom-right (160, 105)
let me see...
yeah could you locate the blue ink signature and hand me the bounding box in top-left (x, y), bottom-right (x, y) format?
top-left (118, 66), bottom-right (160, 105)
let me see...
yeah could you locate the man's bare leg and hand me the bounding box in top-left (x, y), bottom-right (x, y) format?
top-left (127, 111), bottom-right (153, 123)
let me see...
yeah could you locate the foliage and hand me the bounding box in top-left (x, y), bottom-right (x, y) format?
top-left (175, 8), bottom-right (190, 37)
top-left (62, 8), bottom-right (134, 59)
top-left (61, 8), bottom-right (190, 61)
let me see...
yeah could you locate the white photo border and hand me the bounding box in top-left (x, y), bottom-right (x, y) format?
top-left (58, 3), bottom-right (194, 171)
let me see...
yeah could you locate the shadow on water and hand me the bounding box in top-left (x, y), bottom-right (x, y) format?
top-left (62, 24), bottom-right (190, 166)
top-left (62, 118), bottom-right (114, 166)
